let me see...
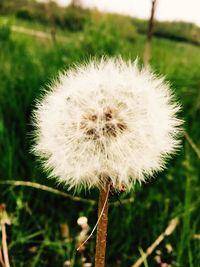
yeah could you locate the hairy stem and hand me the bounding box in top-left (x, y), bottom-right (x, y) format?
top-left (95, 182), bottom-right (110, 267)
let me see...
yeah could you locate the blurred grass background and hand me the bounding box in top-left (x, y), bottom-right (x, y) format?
top-left (0, 1), bottom-right (200, 266)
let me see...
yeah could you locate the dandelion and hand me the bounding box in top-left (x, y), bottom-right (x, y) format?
top-left (32, 58), bottom-right (182, 267)
top-left (32, 58), bottom-right (181, 190)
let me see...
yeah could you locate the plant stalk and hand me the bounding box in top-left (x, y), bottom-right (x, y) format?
top-left (143, 0), bottom-right (157, 66)
top-left (95, 181), bottom-right (110, 267)
top-left (1, 222), bottom-right (10, 267)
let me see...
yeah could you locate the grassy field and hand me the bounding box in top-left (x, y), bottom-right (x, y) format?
top-left (0, 15), bottom-right (200, 267)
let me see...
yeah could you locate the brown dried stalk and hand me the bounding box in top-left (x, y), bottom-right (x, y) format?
top-left (0, 246), bottom-right (5, 267)
top-left (132, 218), bottom-right (179, 267)
top-left (0, 204), bottom-right (11, 267)
top-left (143, 0), bottom-right (157, 66)
top-left (1, 222), bottom-right (10, 267)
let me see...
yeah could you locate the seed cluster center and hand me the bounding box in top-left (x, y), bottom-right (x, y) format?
top-left (80, 106), bottom-right (127, 140)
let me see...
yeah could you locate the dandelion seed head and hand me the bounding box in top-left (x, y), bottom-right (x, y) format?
top-left (32, 58), bottom-right (182, 191)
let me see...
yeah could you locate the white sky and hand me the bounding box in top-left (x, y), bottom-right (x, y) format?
top-left (53, 0), bottom-right (200, 26)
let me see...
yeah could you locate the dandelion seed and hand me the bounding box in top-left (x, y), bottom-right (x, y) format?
top-left (32, 58), bottom-right (182, 191)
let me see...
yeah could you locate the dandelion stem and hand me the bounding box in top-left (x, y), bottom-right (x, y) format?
top-left (95, 181), bottom-right (110, 267)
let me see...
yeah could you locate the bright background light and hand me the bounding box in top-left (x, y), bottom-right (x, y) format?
top-left (53, 0), bottom-right (200, 26)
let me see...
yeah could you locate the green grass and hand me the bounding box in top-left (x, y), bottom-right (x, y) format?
top-left (0, 17), bottom-right (200, 267)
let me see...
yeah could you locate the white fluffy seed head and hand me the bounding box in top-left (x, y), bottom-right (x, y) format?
top-left (32, 58), bottom-right (183, 191)
top-left (77, 216), bottom-right (88, 226)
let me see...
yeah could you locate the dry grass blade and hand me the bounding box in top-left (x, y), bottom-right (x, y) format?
top-left (184, 131), bottom-right (200, 159)
top-left (193, 234), bottom-right (200, 240)
top-left (110, 197), bottom-right (134, 206)
top-left (0, 180), bottom-right (96, 205)
top-left (0, 204), bottom-right (11, 267)
top-left (0, 246), bottom-right (5, 267)
top-left (0, 180), bottom-right (133, 207)
top-left (1, 223), bottom-right (10, 267)
top-left (132, 218), bottom-right (179, 267)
